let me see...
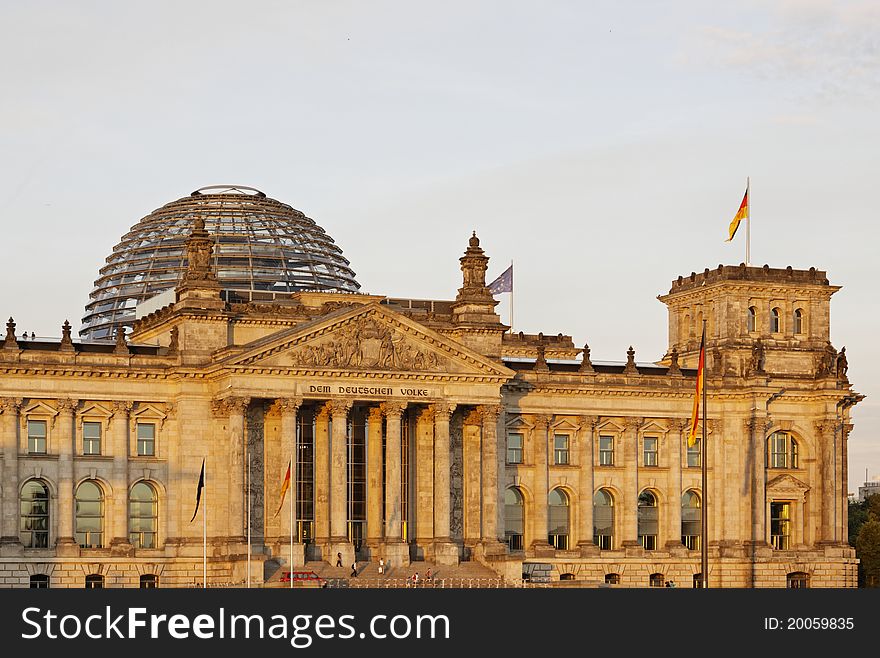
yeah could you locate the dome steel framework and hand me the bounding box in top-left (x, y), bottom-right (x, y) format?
top-left (80, 186), bottom-right (361, 340)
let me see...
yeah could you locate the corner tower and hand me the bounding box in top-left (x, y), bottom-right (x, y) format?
top-left (658, 264), bottom-right (842, 380)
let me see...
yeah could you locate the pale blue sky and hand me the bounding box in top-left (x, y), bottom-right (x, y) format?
top-left (1, 0), bottom-right (877, 492)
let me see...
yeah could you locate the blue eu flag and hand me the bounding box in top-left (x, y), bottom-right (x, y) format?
top-left (488, 264), bottom-right (513, 294)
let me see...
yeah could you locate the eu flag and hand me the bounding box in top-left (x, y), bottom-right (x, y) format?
top-left (488, 264), bottom-right (513, 294)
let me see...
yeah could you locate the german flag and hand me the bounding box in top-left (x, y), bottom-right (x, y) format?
top-left (274, 460), bottom-right (292, 518)
top-left (687, 330), bottom-right (705, 447)
top-left (726, 185), bottom-right (749, 241)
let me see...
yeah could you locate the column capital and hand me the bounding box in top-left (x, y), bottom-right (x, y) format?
top-left (211, 396), bottom-right (250, 417)
top-left (676, 417), bottom-right (691, 433)
top-left (315, 401), bottom-right (332, 420)
top-left (579, 415), bottom-right (600, 430)
top-left (479, 404), bottom-right (502, 425)
top-left (0, 397), bottom-right (23, 414)
top-left (381, 400), bottom-right (407, 418)
top-left (330, 398), bottom-right (354, 417)
top-left (533, 413), bottom-right (552, 430)
top-left (430, 402), bottom-right (456, 420)
top-left (418, 406), bottom-right (435, 423)
top-left (56, 398), bottom-right (79, 414)
top-left (110, 400), bottom-right (134, 416)
top-left (367, 405), bottom-right (384, 422)
top-left (813, 417), bottom-right (835, 435)
top-left (276, 397), bottom-right (303, 414)
top-left (623, 416), bottom-right (644, 431)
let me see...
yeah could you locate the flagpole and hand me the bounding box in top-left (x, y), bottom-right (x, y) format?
top-left (247, 450), bottom-right (251, 589)
top-left (203, 457), bottom-right (207, 589)
top-left (509, 259), bottom-right (514, 332)
top-left (292, 412), bottom-right (298, 587)
top-left (700, 320), bottom-right (708, 588)
top-left (745, 177), bottom-right (750, 266)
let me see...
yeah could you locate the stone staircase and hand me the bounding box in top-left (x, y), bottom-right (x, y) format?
top-left (267, 558), bottom-right (509, 588)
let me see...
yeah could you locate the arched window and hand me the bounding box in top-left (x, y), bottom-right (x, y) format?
top-left (638, 491), bottom-right (659, 550)
top-left (649, 573), bottom-right (665, 587)
top-left (85, 574), bottom-right (104, 589)
top-left (767, 432), bottom-right (799, 469)
top-left (548, 489), bottom-right (570, 550)
top-left (593, 489), bottom-right (614, 550)
top-left (771, 307), bottom-right (781, 333)
top-left (30, 574), bottom-right (50, 589)
top-left (140, 574), bottom-right (158, 589)
top-left (681, 490), bottom-right (702, 550)
top-left (787, 572), bottom-right (809, 588)
top-left (504, 488), bottom-right (525, 551)
top-left (747, 306), bottom-right (756, 333)
top-left (75, 481), bottom-right (104, 548)
top-left (129, 482), bottom-right (158, 548)
top-left (20, 480), bottom-right (50, 548)
top-left (604, 573), bottom-right (620, 585)
top-left (793, 308), bottom-right (804, 335)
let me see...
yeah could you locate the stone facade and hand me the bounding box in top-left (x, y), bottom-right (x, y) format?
top-left (0, 228), bottom-right (862, 588)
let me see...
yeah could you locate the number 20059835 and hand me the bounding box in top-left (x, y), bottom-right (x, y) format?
top-left (764, 617), bottom-right (854, 630)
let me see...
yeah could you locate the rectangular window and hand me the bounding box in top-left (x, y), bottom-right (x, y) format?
top-left (599, 435), bottom-right (614, 466)
top-left (770, 502), bottom-right (791, 550)
top-left (554, 434), bottom-right (569, 465)
top-left (507, 432), bottom-right (523, 465)
top-left (137, 423), bottom-right (155, 457)
top-left (687, 438), bottom-right (701, 468)
top-left (83, 421), bottom-right (102, 455)
top-left (643, 436), bottom-right (658, 467)
top-left (27, 420), bottom-right (47, 454)
top-left (770, 435), bottom-right (787, 468)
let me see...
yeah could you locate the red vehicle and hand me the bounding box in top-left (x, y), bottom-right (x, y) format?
top-left (280, 570), bottom-right (327, 588)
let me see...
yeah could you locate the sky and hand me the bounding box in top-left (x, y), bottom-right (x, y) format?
top-left (1, 0), bottom-right (878, 493)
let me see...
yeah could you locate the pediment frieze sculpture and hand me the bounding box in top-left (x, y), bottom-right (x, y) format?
top-left (288, 316), bottom-right (447, 372)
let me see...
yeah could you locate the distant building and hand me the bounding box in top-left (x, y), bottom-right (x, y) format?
top-left (858, 477), bottom-right (880, 502)
top-left (0, 186), bottom-right (865, 588)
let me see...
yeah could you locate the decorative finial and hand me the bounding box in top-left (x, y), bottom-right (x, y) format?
top-left (60, 320), bottom-right (75, 352)
top-left (114, 326), bottom-right (130, 355)
top-left (579, 342), bottom-right (594, 374)
top-left (623, 345), bottom-right (638, 374)
top-left (4, 317), bottom-right (18, 349)
top-left (469, 231), bottom-right (480, 248)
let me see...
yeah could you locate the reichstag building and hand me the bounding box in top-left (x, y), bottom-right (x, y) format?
top-left (0, 186), bottom-right (861, 587)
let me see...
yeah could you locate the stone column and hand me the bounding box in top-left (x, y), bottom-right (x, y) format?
top-left (479, 404), bottom-right (504, 554)
top-left (622, 416), bottom-right (642, 548)
top-left (531, 414), bottom-right (553, 554)
top-left (463, 409), bottom-right (483, 548)
top-left (381, 401), bottom-right (409, 567)
top-left (0, 397), bottom-right (23, 550)
top-left (577, 415), bottom-right (599, 555)
top-left (840, 422), bottom-right (852, 544)
top-left (329, 398), bottom-right (353, 546)
top-left (278, 398), bottom-right (303, 566)
top-left (110, 401), bottom-right (133, 553)
top-left (811, 419), bottom-right (831, 546)
top-left (366, 407), bottom-right (384, 548)
top-left (313, 403), bottom-right (331, 552)
top-left (432, 403), bottom-right (458, 565)
top-left (415, 407), bottom-right (434, 549)
top-left (226, 397), bottom-right (250, 542)
top-left (748, 417), bottom-right (768, 546)
top-left (56, 399), bottom-right (78, 555)
top-left (666, 419), bottom-right (686, 550)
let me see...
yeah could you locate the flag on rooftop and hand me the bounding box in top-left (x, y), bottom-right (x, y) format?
top-left (726, 184), bottom-right (749, 242)
top-left (488, 263), bottom-right (513, 294)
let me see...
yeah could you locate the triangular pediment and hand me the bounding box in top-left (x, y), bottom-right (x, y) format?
top-left (551, 418), bottom-right (582, 432)
top-left (766, 473), bottom-right (810, 495)
top-left (640, 420), bottom-right (669, 435)
top-left (597, 419), bottom-right (625, 434)
top-left (223, 303), bottom-right (514, 379)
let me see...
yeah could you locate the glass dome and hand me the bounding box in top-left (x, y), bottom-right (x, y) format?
top-left (80, 185), bottom-right (360, 340)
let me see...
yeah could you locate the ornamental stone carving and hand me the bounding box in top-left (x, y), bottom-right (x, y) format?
top-left (289, 316), bottom-right (446, 372)
top-left (533, 414), bottom-right (551, 430)
top-left (276, 397), bottom-right (303, 414)
top-left (430, 402), bottom-right (456, 420)
top-left (0, 397), bottom-right (23, 414)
